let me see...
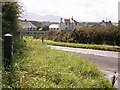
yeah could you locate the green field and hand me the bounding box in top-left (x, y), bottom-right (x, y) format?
top-left (3, 37), bottom-right (113, 88)
top-left (45, 40), bottom-right (120, 52)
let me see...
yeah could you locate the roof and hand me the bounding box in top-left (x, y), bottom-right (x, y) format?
top-left (49, 24), bottom-right (59, 28)
top-left (19, 21), bottom-right (37, 28)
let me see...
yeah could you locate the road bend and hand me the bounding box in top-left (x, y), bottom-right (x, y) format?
top-left (49, 45), bottom-right (120, 89)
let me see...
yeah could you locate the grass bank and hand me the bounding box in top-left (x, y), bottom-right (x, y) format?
top-left (45, 40), bottom-right (120, 52)
top-left (3, 37), bottom-right (113, 88)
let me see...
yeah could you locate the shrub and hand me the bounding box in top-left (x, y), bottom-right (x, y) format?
top-left (46, 26), bottom-right (120, 46)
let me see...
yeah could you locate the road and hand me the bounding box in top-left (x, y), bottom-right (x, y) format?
top-left (49, 45), bottom-right (120, 89)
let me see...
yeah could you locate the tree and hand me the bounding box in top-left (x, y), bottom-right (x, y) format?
top-left (42, 25), bottom-right (49, 31)
top-left (2, 2), bottom-right (23, 51)
top-left (2, 2), bottom-right (22, 36)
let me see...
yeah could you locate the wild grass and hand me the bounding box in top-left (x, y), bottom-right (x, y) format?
top-left (45, 40), bottom-right (120, 52)
top-left (2, 37), bottom-right (113, 88)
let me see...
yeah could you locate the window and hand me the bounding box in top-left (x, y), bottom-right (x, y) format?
top-left (34, 32), bottom-right (37, 34)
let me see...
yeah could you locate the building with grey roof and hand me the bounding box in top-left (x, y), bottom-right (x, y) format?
top-left (19, 20), bottom-right (37, 31)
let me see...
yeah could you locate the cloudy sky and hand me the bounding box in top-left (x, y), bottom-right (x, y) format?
top-left (19, 0), bottom-right (119, 22)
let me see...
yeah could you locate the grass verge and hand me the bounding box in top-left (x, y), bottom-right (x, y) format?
top-left (45, 40), bottom-right (120, 52)
top-left (2, 37), bottom-right (114, 88)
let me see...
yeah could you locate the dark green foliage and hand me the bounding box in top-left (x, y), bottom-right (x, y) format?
top-left (42, 25), bottom-right (49, 31)
top-left (46, 26), bottom-right (120, 46)
top-left (73, 26), bottom-right (119, 45)
top-left (2, 2), bottom-right (23, 51)
top-left (46, 30), bottom-right (72, 42)
top-left (46, 30), bottom-right (59, 40)
top-left (2, 2), bottom-right (21, 36)
top-left (53, 30), bottom-right (72, 42)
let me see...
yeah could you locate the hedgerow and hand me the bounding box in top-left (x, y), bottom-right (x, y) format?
top-left (46, 25), bottom-right (120, 46)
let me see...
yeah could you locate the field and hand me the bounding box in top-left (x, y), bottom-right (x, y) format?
top-left (45, 40), bottom-right (120, 52)
top-left (2, 37), bottom-right (113, 88)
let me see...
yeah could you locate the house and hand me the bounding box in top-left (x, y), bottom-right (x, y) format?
top-left (19, 19), bottom-right (46, 36)
top-left (49, 24), bottom-right (59, 30)
top-left (49, 17), bottom-right (79, 30)
top-left (42, 17), bottom-right (80, 30)
top-left (19, 19), bottom-right (37, 31)
top-left (100, 20), bottom-right (113, 26)
top-left (59, 17), bottom-right (79, 30)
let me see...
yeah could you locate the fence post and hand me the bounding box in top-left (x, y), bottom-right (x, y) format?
top-left (4, 33), bottom-right (12, 70)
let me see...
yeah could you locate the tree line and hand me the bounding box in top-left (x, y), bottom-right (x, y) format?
top-left (46, 25), bottom-right (120, 46)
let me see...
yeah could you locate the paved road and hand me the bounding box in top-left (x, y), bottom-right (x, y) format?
top-left (50, 45), bottom-right (120, 89)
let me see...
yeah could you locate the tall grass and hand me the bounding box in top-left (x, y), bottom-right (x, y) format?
top-left (45, 40), bottom-right (120, 52)
top-left (2, 37), bottom-right (113, 88)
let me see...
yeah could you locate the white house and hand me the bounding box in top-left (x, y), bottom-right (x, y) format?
top-left (49, 24), bottom-right (59, 30)
top-left (59, 17), bottom-right (79, 30)
top-left (19, 20), bottom-right (37, 31)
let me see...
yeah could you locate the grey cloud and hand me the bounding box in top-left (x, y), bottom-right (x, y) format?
top-left (0, 0), bottom-right (18, 2)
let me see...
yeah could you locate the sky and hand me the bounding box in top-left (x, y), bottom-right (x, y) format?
top-left (19, 0), bottom-right (119, 22)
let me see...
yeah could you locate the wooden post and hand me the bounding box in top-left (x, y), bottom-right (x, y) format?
top-left (42, 36), bottom-right (44, 44)
top-left (4, 33), bottom-right (12, 70)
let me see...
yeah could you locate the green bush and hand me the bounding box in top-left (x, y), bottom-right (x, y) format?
top-left (46, 26), bottom-right (120, 46)
top-left (46, 30), bottom-right (72, 42)
top-left (71, 26), bottom-right (119, 45)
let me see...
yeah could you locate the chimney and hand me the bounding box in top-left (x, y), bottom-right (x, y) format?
top-left (60, 18), bottom-right (63, 23)
top-left (109, 21), bottom-right (111, 23)
top-left (102, 20), bottom-right (105, 22)
top-left (25, 19), bottom-right (27, 23)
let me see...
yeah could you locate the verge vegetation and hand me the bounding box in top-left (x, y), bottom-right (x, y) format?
top-left (45, 40), bottom-right (120, 52)
top-left (3, 37), bottom-right (113, 88)
top-left (46, 25), bottom-right (120, 46)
